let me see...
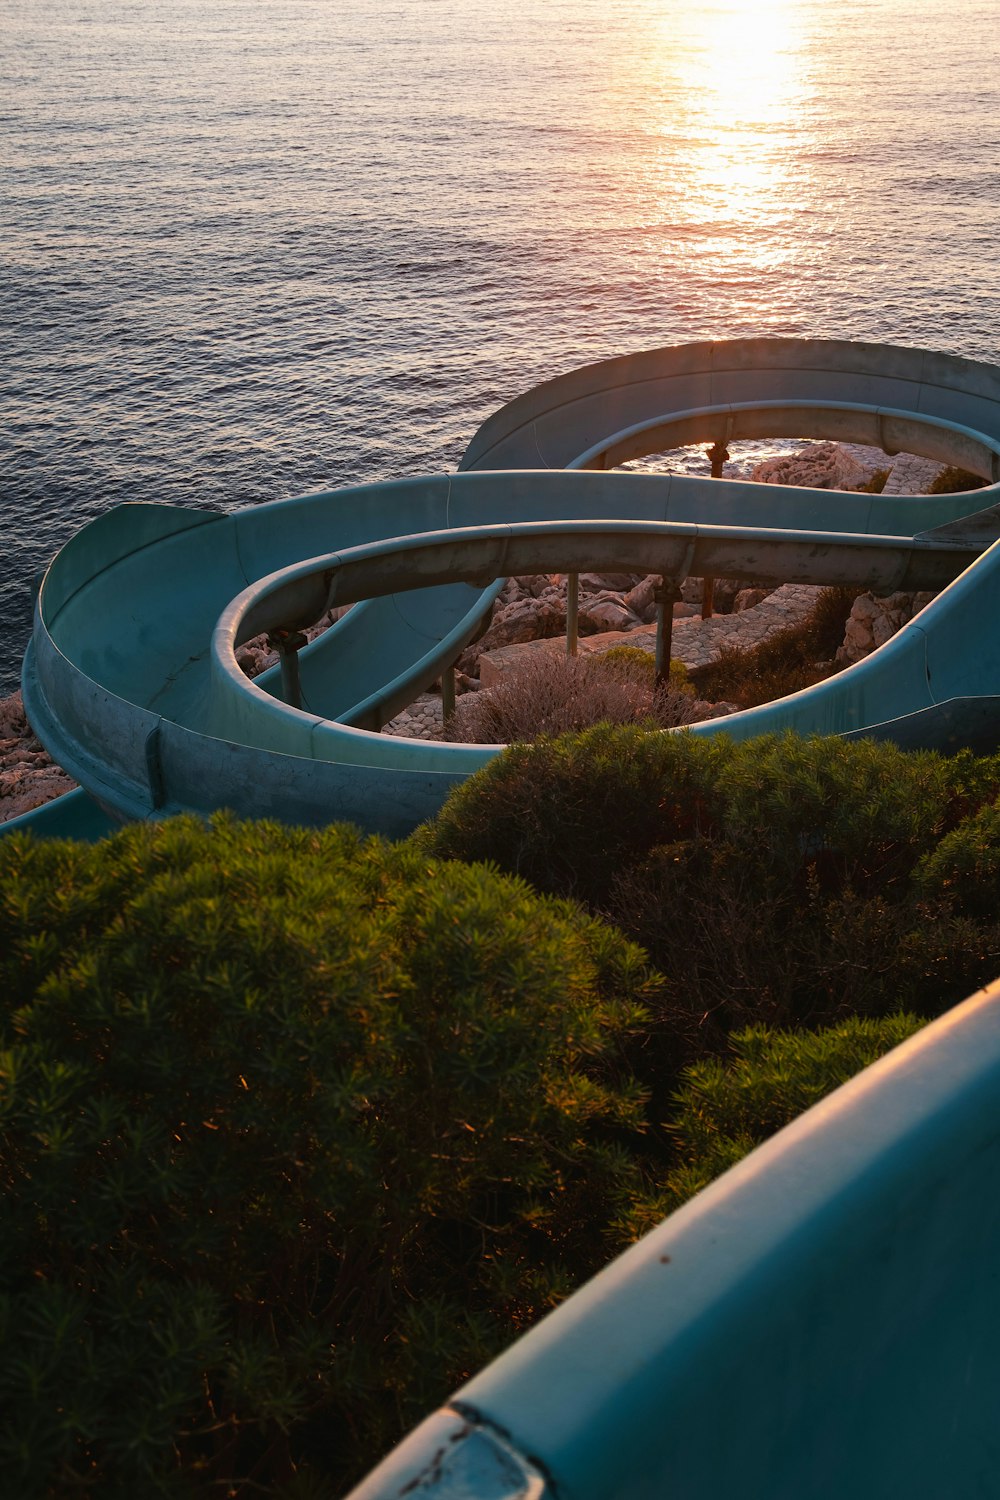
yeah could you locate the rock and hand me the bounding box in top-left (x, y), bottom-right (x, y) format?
top-left (881, 454), bottom-right (945, 496)
top-left (512, 574), bottom-right (553, 599)
top-left (578, 572), bottom-right (641, 594)
top-left (750, 441), bottom-right (869, 491)
top-left (458, 596), bottom-right (567, 675)
top-left (486, 596), bottom-right (567, 646)
top-left (579, 593), bottom-right (639, 634)
top-left (733, 587), bottom-right (772, 612)
top-left (623, 575), bottom-right (659, 621)
top-left (0, 691), bottom-right (78, 822)
top-left (235, 638), bottom-right (280, 677)
top-left (836, 591), bottom-right (934, 665)
top-left (478, 638), bottom-right (563, 688)
top-left (235, 607), bottom-right (352, 680)
top-left (679, 576), bottom-right (748, 613)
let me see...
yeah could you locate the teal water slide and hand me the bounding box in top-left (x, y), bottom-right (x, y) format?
top-left (8, 338), bottom-right (1000, 839)
top-left (10, 341), bottom-right (1000, 1494)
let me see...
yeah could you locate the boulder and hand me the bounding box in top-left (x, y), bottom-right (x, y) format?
top-left (577, 572), bottom-right (641, 594)
top-left (836, 591), bottom-right (934, 665)
top-left (733, 587), bottom-right (772, 612)
top-left (623, 575), bottom-right (659, 621)
top-left (458, 596), bottom-right (567, 675)
top-left (0, 691), bottom-right (78, 822)
top-left (579, 592), bottom-right (640, 634)
top-left (679, 576), bottom-right (748, 613)
top-left (509, 574), bottom-right (553, 599)
top-left (751, 441), bottom-right (870, 491)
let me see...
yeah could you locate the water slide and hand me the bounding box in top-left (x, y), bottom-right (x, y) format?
top-left (8, 338), bottom-right (1000, 840)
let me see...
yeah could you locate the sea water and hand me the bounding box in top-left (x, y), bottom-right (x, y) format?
top-left (3, 0), bottom-right (999, 693)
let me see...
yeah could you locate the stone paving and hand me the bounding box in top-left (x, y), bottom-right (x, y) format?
top-left (771, 443), bottom-right (944, 497)
top-left (382, 695), bottom-right (446, 739)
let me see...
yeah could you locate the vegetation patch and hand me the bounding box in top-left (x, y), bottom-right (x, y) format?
top-left (4, 730), bottom-right (1000, 1495)
top-left (447, 647), bottom-right (702, 744)
top-left (0, 815), bottom-right (660, 1498)
top-left (421, 730), bottom-right (1000, 1118)
top-left (926, 465), bottom-right (989, 495)
top-left (854, 467), bottom-right (891, 493)
top-left (621, 1014), bottom-right (926, 1237)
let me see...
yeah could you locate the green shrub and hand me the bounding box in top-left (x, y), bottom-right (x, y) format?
top-left (854, 467), bottom-right (891, 494)
top-left (594, 646), bottom-right (694, 695)
top-left (421, 730), bottom-right (1000, 1095)
top-left (914, 796), bottom-right (1000, 918)
top-left (620, 1014), bottom-right (926, 1237)
top-left (611, 845), bottom-right (914, 1028)
top-left (423, 722), bottom-right (735, 905)
top-left (0, 816), bottom-right (660, 1498)
top-left (709, 732), bottom-right (960, 890)
top-left (423, 730), bottom-right (978, 905)
top-left (926, 465), bottom-right (988, 495)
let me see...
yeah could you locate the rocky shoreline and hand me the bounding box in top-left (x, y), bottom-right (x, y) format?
top-left (0, 441), bottom-right (957, 822)
top-left (0, 692), bottom-right (78, 823)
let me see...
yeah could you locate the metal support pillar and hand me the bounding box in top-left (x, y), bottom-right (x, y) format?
top-left (268, 628), bottom-right (307, 710)
top-left (566, 571), bottom-right (579, 657)
top-left (708, 440), bottom-right (730, 478)
top-left (441, 664), bottom-right (456, 726)
top-left (653, 577), bottom-right (681, 689)
top-left (703, 440), bottom-right (730, 620)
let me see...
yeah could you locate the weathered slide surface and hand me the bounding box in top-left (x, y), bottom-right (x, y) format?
top-left (8, 338), bottom-right (1000, 838)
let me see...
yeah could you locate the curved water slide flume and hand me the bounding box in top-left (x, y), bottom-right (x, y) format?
top-left (11, 338), bottom-right (1000, 840)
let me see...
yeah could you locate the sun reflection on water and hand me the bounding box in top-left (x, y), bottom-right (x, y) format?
top-left (641, 0), bottom-right (814, 251)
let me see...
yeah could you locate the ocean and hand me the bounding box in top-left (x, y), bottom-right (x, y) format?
top-left (3, 0), bottom-right (999, 694)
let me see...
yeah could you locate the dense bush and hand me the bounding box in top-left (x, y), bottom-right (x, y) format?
top-left (424, 729), bottom-right (992, 905)
top-left (0, 816), bottom-right (661, 1498)
top-left (446, 648), bottom-right (701, 744)
top-left (6, 734), bottom-right (1000, 1496)
top-left (420, 731), bottom-right (1000, 1106)
top-left (913, 795), bottom-right (1000, 918)
top-left (620, 1014), bottom-right (925, 1237)
top-left (593, 645), bottom-right (694, 695)
top-left (422, 722), bottom-right (734, 904)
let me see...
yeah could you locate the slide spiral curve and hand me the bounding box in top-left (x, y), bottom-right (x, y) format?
top-left (11, 337), bottom-right (1000, 839)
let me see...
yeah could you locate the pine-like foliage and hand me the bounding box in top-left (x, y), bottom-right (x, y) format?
top-left (420, 732), bottom-right (1000, 1104)
top-left (618, 1014), bottom-right (926, 1238)
top-left (0, 815), bottom-right (659, 1497)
